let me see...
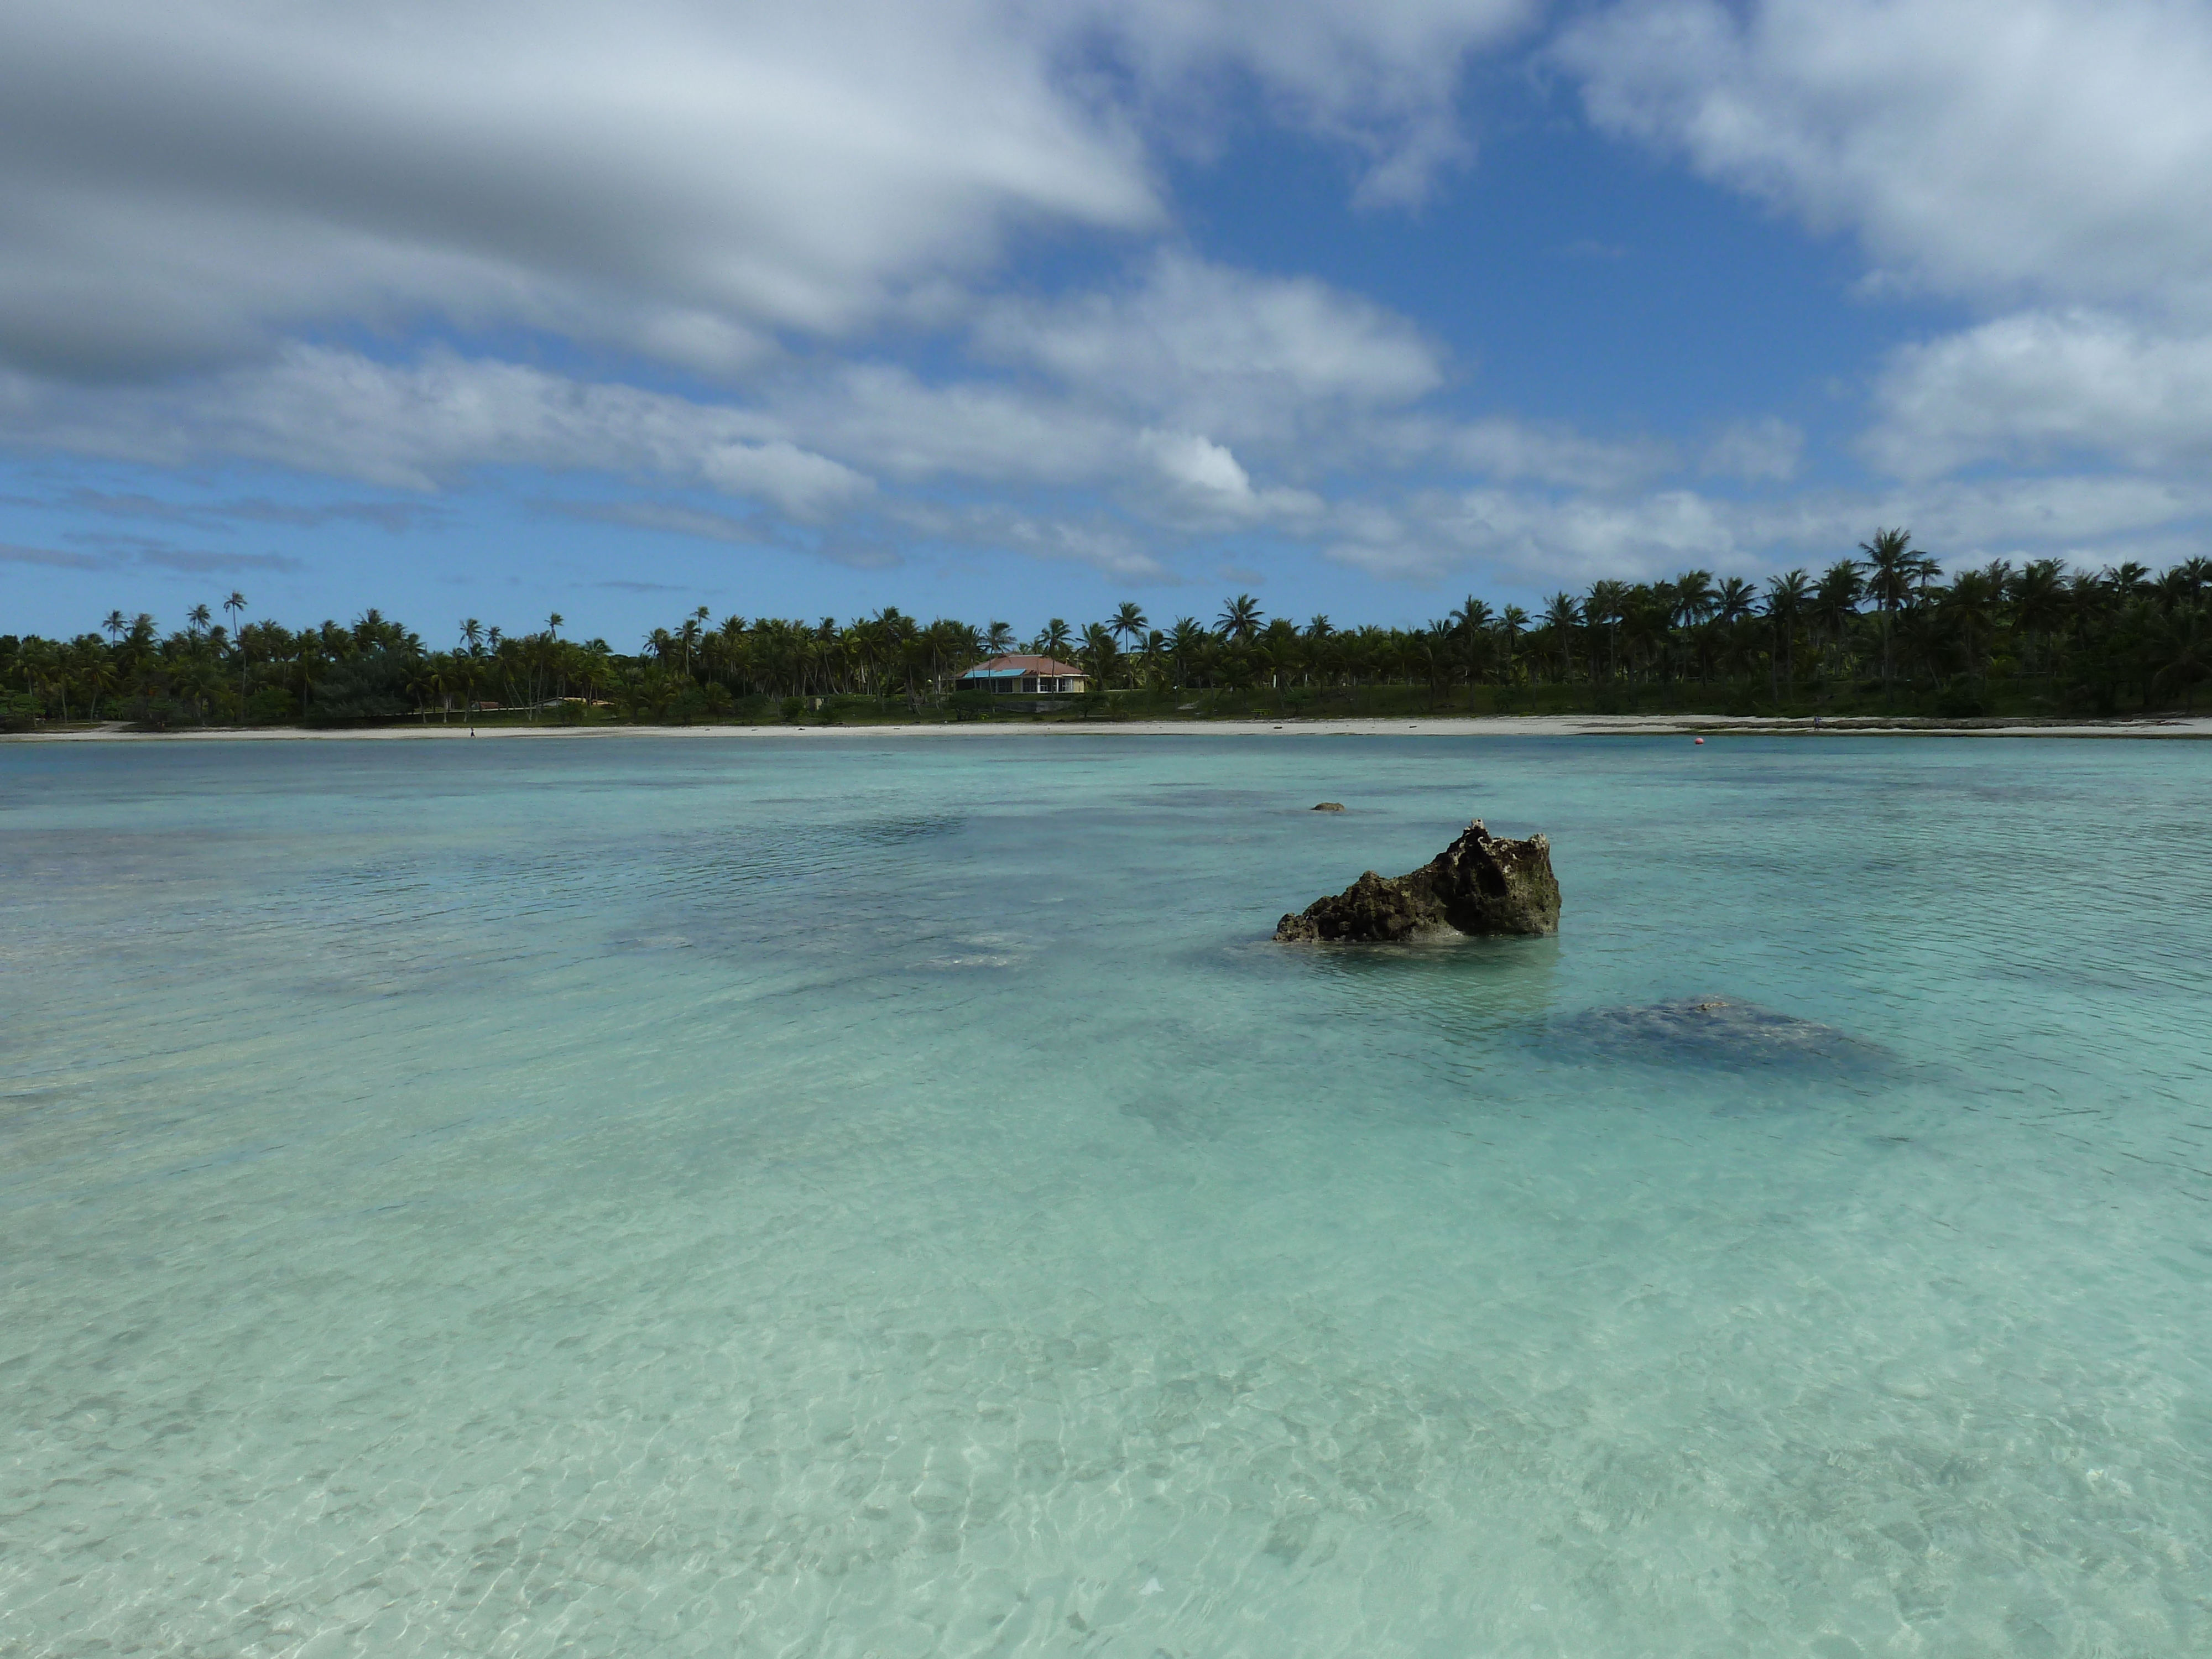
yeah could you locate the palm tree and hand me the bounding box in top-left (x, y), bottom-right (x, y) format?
top-left (1708, 577), bottom-right (1756, 688)
top-left (1078, 622), bottom-right (1120, 694)
top-left (19, 639), bottom-right (59, 724)
top-left (222, 591), bottom-right (249, 716)
top-left (2107, 561), bottom-right (2152, 599)
top-left (1714, 577), bottom-right (1756, 626)
top-left (1218, 593), bottom-right (1262, 643)
top-left (41, 542), bottom-right (2212, 731)
top-left (2011, 559), bottom-right (2066, 680)
top-left (1860, 528), bottom-right (1923, 692)
top-left (1448, 596), bottom-right (1493, 687)
top-left (1039, 618), bottom-right (1074, 659)
top-left (704, 614), bottom-right (746, 693)
top-left (1942, 568), bottom-right (2001, 684)
top-left (1668, 571), bottom-right (1717, 683)
top-left (1134, 629), bottom-right (1167, 692)
top-left (174, 654), bottom-right (221, 724)
top-left (1298, 615), bottom-right (1335, 688)
top-left (1672, 571), bottom-right (1717, 627)
top-left (1583, 581), bottom-right (1626, 682)
top-left (1812, 560), bottom-right (1863, 680)
top-left (1499, 605), bottom-right (1528, 683)
top-left (1540, 593), bottom-right (1581, 684)
top-left (1763, 570), bottom-right (1809, 698)
top-left (2150, 603), bottom-right (2209, 712)
top-left (677, 614), bottom-right (704, 678)
top-left (1165, 618), bottom-right (1206, 690)
top-left (424, 653), bottom-right (458, 722)
top-left (79, 651), bottom-right (117, 722)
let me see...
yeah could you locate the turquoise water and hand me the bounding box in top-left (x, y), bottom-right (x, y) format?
top-left (3, 733), bottom-right (2209, 1658)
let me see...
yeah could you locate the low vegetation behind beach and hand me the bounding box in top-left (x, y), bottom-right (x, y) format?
top-left (6, 539), bottom-right (2207, 733)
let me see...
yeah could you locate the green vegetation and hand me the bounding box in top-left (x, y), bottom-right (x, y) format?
top-left (4, 538), bottom-right (2209, 731)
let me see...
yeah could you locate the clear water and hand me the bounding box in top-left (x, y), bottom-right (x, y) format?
top-left (3, 734), bottom-right (2209, 1659)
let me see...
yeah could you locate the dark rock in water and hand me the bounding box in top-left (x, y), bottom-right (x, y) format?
top-left (1558, 997), bottom-right (1880, 1071)
top-left (1274, 818), bottom-right (1560, 942)
top-left (1311, 802), bottom-right (1345, 812)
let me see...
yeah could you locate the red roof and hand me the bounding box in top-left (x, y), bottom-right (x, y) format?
top-left (964, 655), bottom-right (1086, 676)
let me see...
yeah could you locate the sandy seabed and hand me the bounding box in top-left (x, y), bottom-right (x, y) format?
top-left (11, 735), bottom-right (2211, 1656)
top-left (8, 712), bottom-right (2211, 743)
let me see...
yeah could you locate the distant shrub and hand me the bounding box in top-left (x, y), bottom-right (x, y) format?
top-left (128, 697), bottom-right (196, 732)
top-left (308, 651), bottom-right (413, 722)
top-left (0, 692), bottom-right (37, 733)
top-left (245, 686), bottom-right (298, 724)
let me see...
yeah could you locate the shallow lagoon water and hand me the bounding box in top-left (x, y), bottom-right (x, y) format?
top-left (3, 733), bottom-right (2209, 1658)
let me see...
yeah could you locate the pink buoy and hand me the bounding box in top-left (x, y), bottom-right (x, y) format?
top-left (1694, 737), bottom-right (1705, 744)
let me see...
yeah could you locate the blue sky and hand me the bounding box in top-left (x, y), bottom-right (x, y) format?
top-left (4, 0), bottom-right (2209, 646)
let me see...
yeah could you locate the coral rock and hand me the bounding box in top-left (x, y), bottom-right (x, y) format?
top-left (1274, 818), bottom-right (1560, 942)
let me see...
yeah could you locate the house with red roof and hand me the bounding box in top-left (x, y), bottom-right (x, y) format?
top-left (953, 654), bottom-right (1089, 695)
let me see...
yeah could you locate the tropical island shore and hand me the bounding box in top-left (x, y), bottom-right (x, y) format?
top-left (10, 545), bottom-right (2209, 741)
top-left (11, 712), bottom-right (2210, 743)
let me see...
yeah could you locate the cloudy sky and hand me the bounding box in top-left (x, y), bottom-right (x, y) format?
top-left (4, 0), bottom-right (2209, 641)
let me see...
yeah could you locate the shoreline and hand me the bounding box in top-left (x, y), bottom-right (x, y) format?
top-left (9, 712), bottom-right (2211, 743)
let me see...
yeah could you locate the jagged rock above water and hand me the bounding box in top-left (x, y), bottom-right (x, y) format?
top-left (1311, 802), bottom-right (1345, 812)
top-left (1274, 818), bottom-right (1560, 942)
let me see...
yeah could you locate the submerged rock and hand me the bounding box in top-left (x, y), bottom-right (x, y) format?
top-left (1274, 818), bottom-right (1560, 942)
top-left (1558, 997), bottom-right (1881, 1070)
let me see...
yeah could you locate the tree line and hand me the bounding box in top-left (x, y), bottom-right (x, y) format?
top-left (4, 532), bottom-right (2207, 731)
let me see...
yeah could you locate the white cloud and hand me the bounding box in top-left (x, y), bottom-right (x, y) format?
top-left (565, 501), bottom-right (906, 570)
top-left (1327, 485), bottom-right (1739, 583)
top-left (1328, 472), bottom-right (2211, 587)
top-left (1869, 310), bottom-right (2212, 478)
top-left (0, 1), bottom-right (1177, 381)
top-left (1559, 0), bottom-right (2212, 313)
top-left (779, 366), bottom-right (1129, 486)
top-left (0, 0), bottom-right (1545, 386)
top-left (0, 348), bottom-right (873, 517)
top-left (1702, 416), bottom-right (1803, 482)
top-left (1090, 0), bottom-right (1536, 206)
top-left (1849, 475), bottom-right (2209, 560)
top-left (1412, 415), bottom-right (1671, 490)
top-left (1145, 430), bottom-right (1253, 497)
top-left (887, 501), bottom-right (1172, 582)
top-left (1560, 1), bottom-right (2212, 499)
top-left (977, 251), bottom-right (1444, 440)
top-left (1435, 487), bottom-right (1741, 582)
top-left (1136, 429), bottom-right (1326, 525)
